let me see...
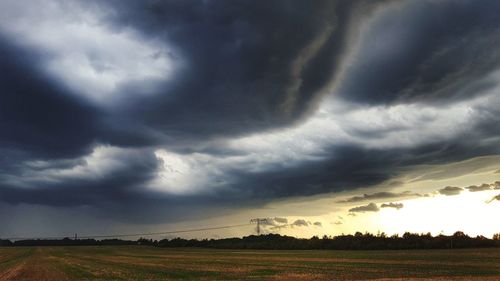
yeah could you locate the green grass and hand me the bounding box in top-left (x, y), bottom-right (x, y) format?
top-left (1, 246), bottom-right (500, 280)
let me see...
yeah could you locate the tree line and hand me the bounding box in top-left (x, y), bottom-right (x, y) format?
top-left (2, 231), bottom-right (500, 250)
top-left (0, 238), bottom-right (136, 247)
top-left (154, 232), bottom-right (500, 250)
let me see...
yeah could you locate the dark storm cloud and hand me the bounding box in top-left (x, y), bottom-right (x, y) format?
top-left (438, 186), bottom-right (463, 196)
top-left (0, 32), bottom-right (161, 176)
top-left (338, 0), bottom-right (500, 105)
top-left (349, 203), bottom-right (379, 213)
top-left (380, 202), bottom-right (404, 210)
top-left (0, 0), bottom-right (392, 159)
top-left (0, 150), bottom-right (160, 207)
top-left (0, 0), bottom-right (500, 230)
top-left (220, 136), bottom-right (500, 201)
top-left (0, 38), bottom-right (100, 159)
top-left (224, 145), bottom-right (401, 199)
top-left (0, 149), bottom-right (233, 224)
top-left (1, 0), bottom-right (376, 222)
top-left (96, 0), bottom-right (386, 138)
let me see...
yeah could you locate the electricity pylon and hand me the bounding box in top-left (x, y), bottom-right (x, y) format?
top-left (250, 218), bottom-right (269, 235)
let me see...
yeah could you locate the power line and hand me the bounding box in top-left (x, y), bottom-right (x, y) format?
top-left (2, 223), bottom-right (251, 241)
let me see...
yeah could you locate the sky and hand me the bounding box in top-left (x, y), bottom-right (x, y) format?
top-left (1, 0), bottom-right (500, 240)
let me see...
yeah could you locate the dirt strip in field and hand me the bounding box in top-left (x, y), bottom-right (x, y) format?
top-left (0, 248), bottom-right (70, 281)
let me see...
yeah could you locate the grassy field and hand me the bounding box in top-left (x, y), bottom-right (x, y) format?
top-left (1, 246), bottom-right (500, 280)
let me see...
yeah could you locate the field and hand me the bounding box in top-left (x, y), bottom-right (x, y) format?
top-left (1, 246), bottom-right (500, 280)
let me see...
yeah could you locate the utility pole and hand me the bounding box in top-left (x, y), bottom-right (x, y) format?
top-left (250, 218), bottom-right (269, 235)
top-left (74, 233), bottom-right (77, 240)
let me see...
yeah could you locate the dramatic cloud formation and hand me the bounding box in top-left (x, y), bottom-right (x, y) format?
top-left (349, 203), bottom-right (380, 213)
top-left (0, 0), bottom-right (499, 235)
top-left (0, 0), bottom-right (177, 106)
top-left (380, 203), bottom-right (404, 210)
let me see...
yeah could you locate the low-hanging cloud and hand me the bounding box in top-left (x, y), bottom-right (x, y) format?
top-left (380, 202), bottom-right (404, 210)
top-left (465, 184), bottom-right (492, 192)
top-left (492, 181), bottom-right (500, 190)
top-left (338, 191), bottom-right (418, 203)
top-left (438, 186), bottom-right (463, 196)
top-left (263, 217), bottom-right (321, 231)
top-left (349, 203), bottom-right (380, 213)
top-left (291, 219), bottom-right (311, 227)
top-left (273, 217), bottom-right (288, 224)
